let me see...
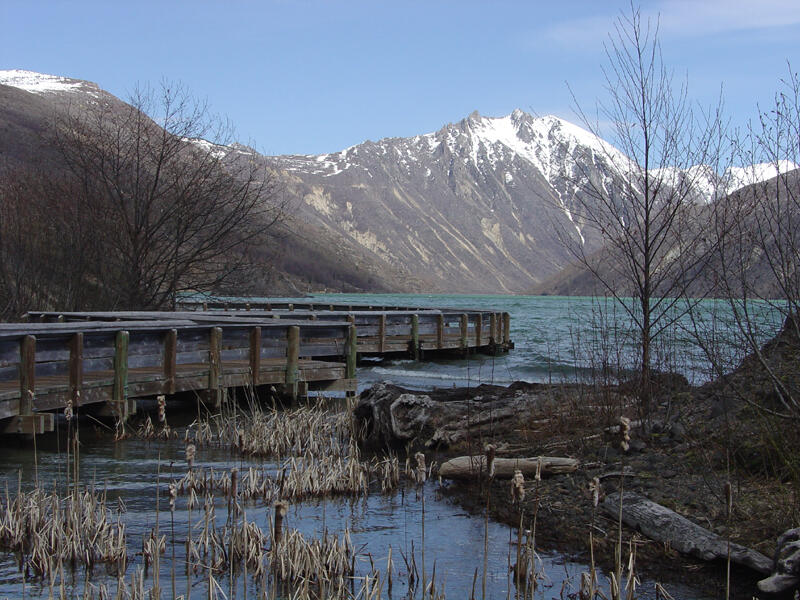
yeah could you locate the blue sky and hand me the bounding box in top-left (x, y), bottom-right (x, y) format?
top-left (2, 1), bottom-right (799, 156)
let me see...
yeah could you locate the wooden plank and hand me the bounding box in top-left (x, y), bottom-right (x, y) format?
top-left (69, 333), bottom-right (83, 406)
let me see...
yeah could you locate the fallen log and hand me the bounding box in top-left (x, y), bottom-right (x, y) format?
top-left (601, 492), bottom-right (772, 574)
top-left (439, 455), bottom-right (579, 480)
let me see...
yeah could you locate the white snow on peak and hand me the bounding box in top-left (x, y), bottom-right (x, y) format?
top-left (0, 69), bottom-right (88, 94)
top-left (724, 161), bottom-right (799, 194)
top-left (464, 111), bottom-right (631, 183)
top-left (183, 137), bottom-right (229, 160)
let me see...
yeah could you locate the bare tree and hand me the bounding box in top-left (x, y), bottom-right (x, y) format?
top-left (564, 5), bottom-right (726, 415)
top-left (707, 67), bottom-right (800, 421)
top-left (53, 82), bottom-right (286, 309)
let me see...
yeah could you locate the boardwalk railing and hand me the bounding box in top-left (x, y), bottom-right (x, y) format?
top-left (2, 304), bottom-right (512, 434)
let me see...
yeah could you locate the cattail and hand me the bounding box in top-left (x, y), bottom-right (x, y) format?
top-left (535, 456), bottom-right (543, 481)
top-left (485, 444), bottom-right (496, 479)
top-left (619, 416), bottom-right (631, 452)
top-left (414, 452), bottom-right (427, 485)
top-left (511, 469), bottom-right (525, 503)
top-left (168, 483), bottom-right (177, 513)
top-left (273, 501), bottom-right (288, 546)
top-left (186, 444), bottom-right (196, 470)
top-left (589, 477), bottom-right (602, 507)
top-left (64, 396), bottom-right (74, 423)
top-left (724, 481), bottom-right (732, 518)
top-left (157, 395), bottom-right (166, 423)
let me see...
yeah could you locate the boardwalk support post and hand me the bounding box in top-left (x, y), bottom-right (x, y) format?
top-left (460, 313), bottom-right (468, 353)
top-left (249, 327), bottom-right (262, 387)
top-left (209, 327), bottom-right (223, 408)
top-left (437, 314), bottom-right (444, 350)
top-left (69, 333), bottom-right (83, 407)
top-left (411, 314), bottom-right (420, 361)
top-left (378, 314), bottom-right (386, 354)
top-left (286, 326), bottom-right (300, 403)
top-left (4, 335), bottom-right (52, 435)
top-left (164, 329), bottom-right (177, 395)
top-left (112, 331), bottom-right (131, 421)
top-left (346, 323), bottom-right (357, 398)
top-left (475, 313), bottom-right (482, 348)
top-left (503, 312), bottom-right (511, 347)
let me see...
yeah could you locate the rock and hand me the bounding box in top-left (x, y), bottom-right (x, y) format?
top-left (628, 439), bottom-right (647, 453)
top-left (669, 422), bottom-right (686, 442)
top-left (758, 528), bottom-right (800, 594)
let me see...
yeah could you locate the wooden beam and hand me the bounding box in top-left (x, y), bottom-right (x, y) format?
top-left (475, 313), bottom-right (482, 347)
top-left (163, 329), bottom-right (177, 395)
top-left (489, 313), bottom-right (497, 346)
top-left (249, 326), bottom-right (262, 386)
top-left (112, 330), bottom-right (129, 420)
top-left (346, 324), bottom-right (357, 380)
top-left (503, 312), bottom-right (510, 345)
top-left (286, 325), bottom-right (300, 401)
top-left (460, 313), bottom-right (468, 351)
top-left (378, 314), bottom-right (386, 353)
top-left (411, 314), bottom-right (419, 361)
top-left (69, 333), bottom-right (83, 405)
top-left (19, 335), bottom-right (35, 417)
top-left (209, 327), bottom-right (222, 406)
top-left (436, 314), bottom-right (444, 349)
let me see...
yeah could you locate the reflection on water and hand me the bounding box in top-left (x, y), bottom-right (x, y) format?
top-left (0, 293), bottom-right (741, 599)
top-left (0, 420), bottom-right (708, 599)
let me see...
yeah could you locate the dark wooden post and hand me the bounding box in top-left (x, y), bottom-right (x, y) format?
top-left (346, 324), bottom-right (357, 381)
top-left (460, 313), bottom-right (468, 351)
top-left (378, 314), bottom-right (386, 353)
top-left (503, 312), bottom-right (511, 345)
top-left (209, 327), bottom-right (222, 407)
top-left (113, 331), bottom-right (129, 420)
top-left (489, 313), bottom-right (497, 347)
top-left (69, 333), bottom-right (83, 405)
top-left (249, 327), bottom-right (262, 387)
top-left (475, 313), bottom-right (482, 347)
top-left (163, 329), bottom-right (177, 395)
top-left (436, 314), bottom-right (444, 349)
top-left (19, 335), bottom-right (35, 417)
top-left (286, 326), bottom-right (300, 402)
top-left (411, 314), bottom-right (419, 361)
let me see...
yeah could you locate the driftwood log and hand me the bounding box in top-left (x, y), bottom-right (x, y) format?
top-left (439, 455), bottom-right (579, 480)
top-left (602, 492), bottom-right (772, 574)
top-left (353, 382), bottom-right (557, 449)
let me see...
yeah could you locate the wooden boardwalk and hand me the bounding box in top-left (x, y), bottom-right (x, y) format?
top-left (0, 302), bottom-right (512, 435)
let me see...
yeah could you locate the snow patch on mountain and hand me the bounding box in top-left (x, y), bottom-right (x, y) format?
top-left (724, 161), bottom-right (799, 194)
top-left (0, 69), bottom-right (95, 95)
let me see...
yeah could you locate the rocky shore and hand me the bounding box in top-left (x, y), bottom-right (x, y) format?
top-left (353, 374), bottom-right (798, 598)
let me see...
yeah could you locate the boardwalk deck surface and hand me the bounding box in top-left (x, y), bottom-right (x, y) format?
top-left (0, 301), bottom-right (512, 434)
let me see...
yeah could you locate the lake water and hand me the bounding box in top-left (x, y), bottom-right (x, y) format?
top-left (1, 294), bottom-right (776, 599)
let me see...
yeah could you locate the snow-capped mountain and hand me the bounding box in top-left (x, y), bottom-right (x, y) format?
top-left (2, 70), bottom-right (798, 294)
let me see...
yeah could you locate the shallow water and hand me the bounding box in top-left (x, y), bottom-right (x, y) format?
top-left (2, 292), bottom-right (770, 599)
top-left (0, 419), bottom-right (711, 600)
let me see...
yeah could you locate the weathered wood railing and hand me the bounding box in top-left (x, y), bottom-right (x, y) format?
top-left (3, 305), bottom-right (512, 434)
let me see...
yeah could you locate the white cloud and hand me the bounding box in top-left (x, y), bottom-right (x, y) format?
top-left (543, 0), bottom-right (800, 46)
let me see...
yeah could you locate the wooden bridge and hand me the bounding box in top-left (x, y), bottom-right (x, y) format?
top-left (0, 302), bottom-right (512, 435)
